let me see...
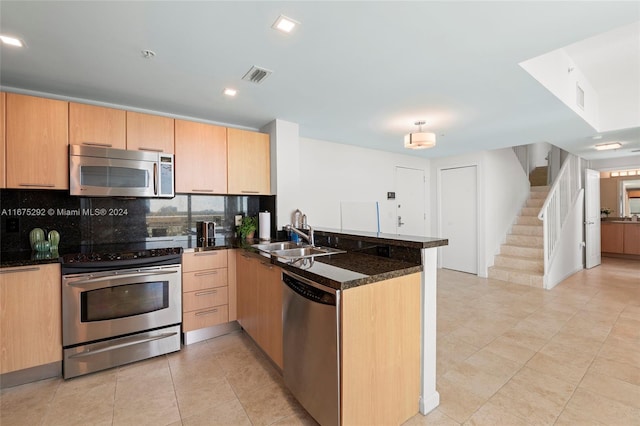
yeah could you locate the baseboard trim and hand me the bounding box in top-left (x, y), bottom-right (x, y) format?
top-left (0, 361), bottom-right (61, 389)
top-left (182, 321), bottom-right (240, 345)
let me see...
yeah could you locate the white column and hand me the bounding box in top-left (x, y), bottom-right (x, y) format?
top-left (419, 246), bottom-right (439, 414)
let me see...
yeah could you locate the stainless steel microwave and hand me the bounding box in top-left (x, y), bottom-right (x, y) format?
top-left (69, 145), bottom-right (175, 198)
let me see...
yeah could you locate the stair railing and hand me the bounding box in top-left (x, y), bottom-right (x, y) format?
top-left (537, 154), bottom-right (581, 277)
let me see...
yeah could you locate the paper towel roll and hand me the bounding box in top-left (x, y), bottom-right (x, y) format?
top-left (259, 211), bottom-right (271, 240)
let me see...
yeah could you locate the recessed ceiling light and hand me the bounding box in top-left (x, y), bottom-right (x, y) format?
top-left (0, 35), bottom-right (24, 47)
top-left (223, 88), bottom-right (237, 97)
top-left (594, 142), bottom-right (622, 151)
top-left (272, 15), bottom-right (299, 33)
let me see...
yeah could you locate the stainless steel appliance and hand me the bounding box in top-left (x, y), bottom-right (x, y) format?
top-left (69, 144), bottom-right (175, 198)
top-left (282, 270), bottom-right (340, 426)
top-left (61, 247), bottom-right (182, 379)
top-left (196, 221), bottom-right (216, 247)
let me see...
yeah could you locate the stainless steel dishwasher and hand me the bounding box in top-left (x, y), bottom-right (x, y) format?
top-left (282, 270), bottom-right (340, 426)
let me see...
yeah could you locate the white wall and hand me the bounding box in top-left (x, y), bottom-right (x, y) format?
top-left (430, 148), bottom-right (530, 277)
top-left (529, 142), bottom-right (551, 170)
top-left (274, 136), bottom-right (429, 234)
top-left (589, 154), bottom-right (640, 171)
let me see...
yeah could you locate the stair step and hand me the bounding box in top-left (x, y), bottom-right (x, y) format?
top-left (530, 185), bottom-right (550, 192)
top-left (529, 191), bottom-right (548, 199)
top-left (488, 266), bottom-right (544, 288)
top-left (500, 244), bottom-right (544, 258)
top-left (512, 224), bottom-right (543, 236)
top-left (516, 216), bottom-right (542, 226)
top-left (526, 198), bottom-right (545, 208)
top-left (495, 254), bottom-right (544, 273)
top-left (520, 207), bottom-right (541, 217)
top-left (506, 234), bottom-right (544, 247)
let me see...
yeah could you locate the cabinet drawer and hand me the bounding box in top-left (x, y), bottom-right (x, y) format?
top-left (183, 305), bottom-right (229, 332)
top-left (183, 268), bottom-right (227, 292)
top-left (183, 250), bottom-right (228, 272)
top-left (183, 286), bottom-right (228, 312)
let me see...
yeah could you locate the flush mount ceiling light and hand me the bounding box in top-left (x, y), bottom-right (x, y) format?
top-left (272, 14), bottom-right (299, 33)
top-left (0, 35), bottom-right (24, 47)
top-left (404, 121), bottom-right (436, 150)
top-left (223, 88), bottom-right (237, 97)
top-left (594, 142), bottom-right (622, 151)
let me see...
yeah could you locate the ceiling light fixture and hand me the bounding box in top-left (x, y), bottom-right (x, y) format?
top-left (594, 142), bottom-right (622, 151)
top-left (272, 15), bottom-right (299, 33)
top-left (141, 49), bottom-right (156, 59)
top-left (0, 35), bottom-right (24, 47)
top-left (223, 88), bottom-right (237, 97)
top-left (404, 121), bottom-right (436, 150)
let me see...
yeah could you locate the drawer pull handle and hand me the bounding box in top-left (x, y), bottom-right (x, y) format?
top-left (0, 266), bottom-right (41, 274)
top-left (192, 189), bottom-right (214, 193)
top-left (19, 183), bottom-right (55, 188)
top-left (241, 190), bottom-right (260, 194)
top-left (138, 147), bottom-right (163, 152)
top-left (195, 290), bottom-right (218, 296)
top-left (82, 142), bottom-right (112, 147)
top-left (195, 308), bottom-right (219, 316)
top-left (194, 251), bottom-right (218, 257)
top-left (194, 270), bottom-right (219, 277)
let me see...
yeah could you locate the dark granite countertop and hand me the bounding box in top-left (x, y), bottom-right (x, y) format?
top-left (273, 251), bottom-right (422, 291)
top-left (314, 227), bottom-right (448, 249)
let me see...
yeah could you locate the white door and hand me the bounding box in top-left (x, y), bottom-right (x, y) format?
top-left (440, 166), bottom-right (478, 274)
top-left (585, 168), bottom-right (601, 269)
top-left (395, 167), bottom-right (425, 236)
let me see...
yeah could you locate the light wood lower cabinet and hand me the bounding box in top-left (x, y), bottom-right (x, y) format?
top-left (601, 222), bottom-right (640, 255)
top-left (235, 251), bottom-right (283, 368)
top-left (341, 273), bottom-right (421, 426)
top-left (182, 250), bottom-right (231, 332)
top-left (622, 223), bottom-right (640, 255)
top-left (0, 264), bottom-right (62, 374)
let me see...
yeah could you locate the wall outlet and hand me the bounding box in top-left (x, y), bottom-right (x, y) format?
top-left (235, 215), bottom-right (243, 226)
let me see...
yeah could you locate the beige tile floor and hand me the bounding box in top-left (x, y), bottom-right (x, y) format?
top-left (1, 257), bottom-right (638, 425)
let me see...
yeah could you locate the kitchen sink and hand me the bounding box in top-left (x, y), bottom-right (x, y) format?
top-left (272, 246), bottom-right (346, 260)
top-left (252, 241), bottom-right (309, 253)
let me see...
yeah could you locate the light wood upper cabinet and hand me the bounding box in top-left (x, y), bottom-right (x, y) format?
top-left (175, 119), bottom-right (227, 194)
top-left (6, 93), bottom-right (69, 189)
top-left (126, 111), bottom-right (174, 153)
top-left (0, 92), bottom-right (5, 188)
top-left (227, 128), bottom-right (270, 195)
top-left (69, 102), bottom-right (126, 149)
top-left (0, 264), bottom-right (62, 374)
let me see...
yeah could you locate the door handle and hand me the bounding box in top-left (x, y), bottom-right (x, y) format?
top-left (398, 216), bottom-right (405, 226)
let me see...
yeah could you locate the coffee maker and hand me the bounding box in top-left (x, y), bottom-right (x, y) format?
top-left (196, 221), bottom-right (216, 247)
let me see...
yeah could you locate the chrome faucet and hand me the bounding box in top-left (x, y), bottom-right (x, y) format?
top-left (285, 224), bottom-right (314, 247)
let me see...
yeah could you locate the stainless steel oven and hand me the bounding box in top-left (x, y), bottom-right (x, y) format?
top-left (61, 248), bottom-right (182, 379)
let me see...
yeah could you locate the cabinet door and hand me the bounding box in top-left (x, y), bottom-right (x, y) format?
top-left (601, 223), bottom-right (624, 253)
top-left (6, 93), bottom-right (69, 189)
top-left (0, 92), bottom-right (5, 188)
top-left (126, 111), bottom-right (174, 153)
top-left (623, 224), bottom-right (640, 255)
top-left (235, 252), bottom-right (258, 339)
top-left (69, 102), bottom-right (126, 149)
top-left (227, 128), bottom-right (270, 195)
top-left (256, 261), bottom-right (283, 368)
top-left (175, 119), bottom-right (227, 194)
top-left (0, 264), bottom-right (62, 374)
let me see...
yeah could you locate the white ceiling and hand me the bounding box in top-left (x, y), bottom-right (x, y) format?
top-left (1, 1), bottom-right (639, 161)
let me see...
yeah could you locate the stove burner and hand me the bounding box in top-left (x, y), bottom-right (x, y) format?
top-left (61, 247), bottom-right (183, 265)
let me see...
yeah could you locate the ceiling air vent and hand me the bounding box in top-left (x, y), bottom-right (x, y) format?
top-left (242, 66), bottom-right (272, 84)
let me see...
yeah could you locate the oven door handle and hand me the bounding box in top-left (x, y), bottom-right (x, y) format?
top-left (68, 332), bottom-right (178, 359)
top-left (65, 270), bottom-right (179, 286)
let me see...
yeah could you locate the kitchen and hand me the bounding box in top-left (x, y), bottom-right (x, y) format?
top-left (3, 1), bottom-right (640, 424)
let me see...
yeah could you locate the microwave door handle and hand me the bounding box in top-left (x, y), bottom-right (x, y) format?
top-left (153, 163), bottom-right (158, 196)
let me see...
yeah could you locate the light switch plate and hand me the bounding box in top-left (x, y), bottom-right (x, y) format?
top-left (235, 215), bottom-right (243, 226)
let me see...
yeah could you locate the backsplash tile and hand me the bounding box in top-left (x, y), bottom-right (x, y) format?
top-left (0, 190), bottom-right (275, 252)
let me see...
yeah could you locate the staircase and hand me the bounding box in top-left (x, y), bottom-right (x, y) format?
top-left (488, 186), bottom-right (548, 288)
